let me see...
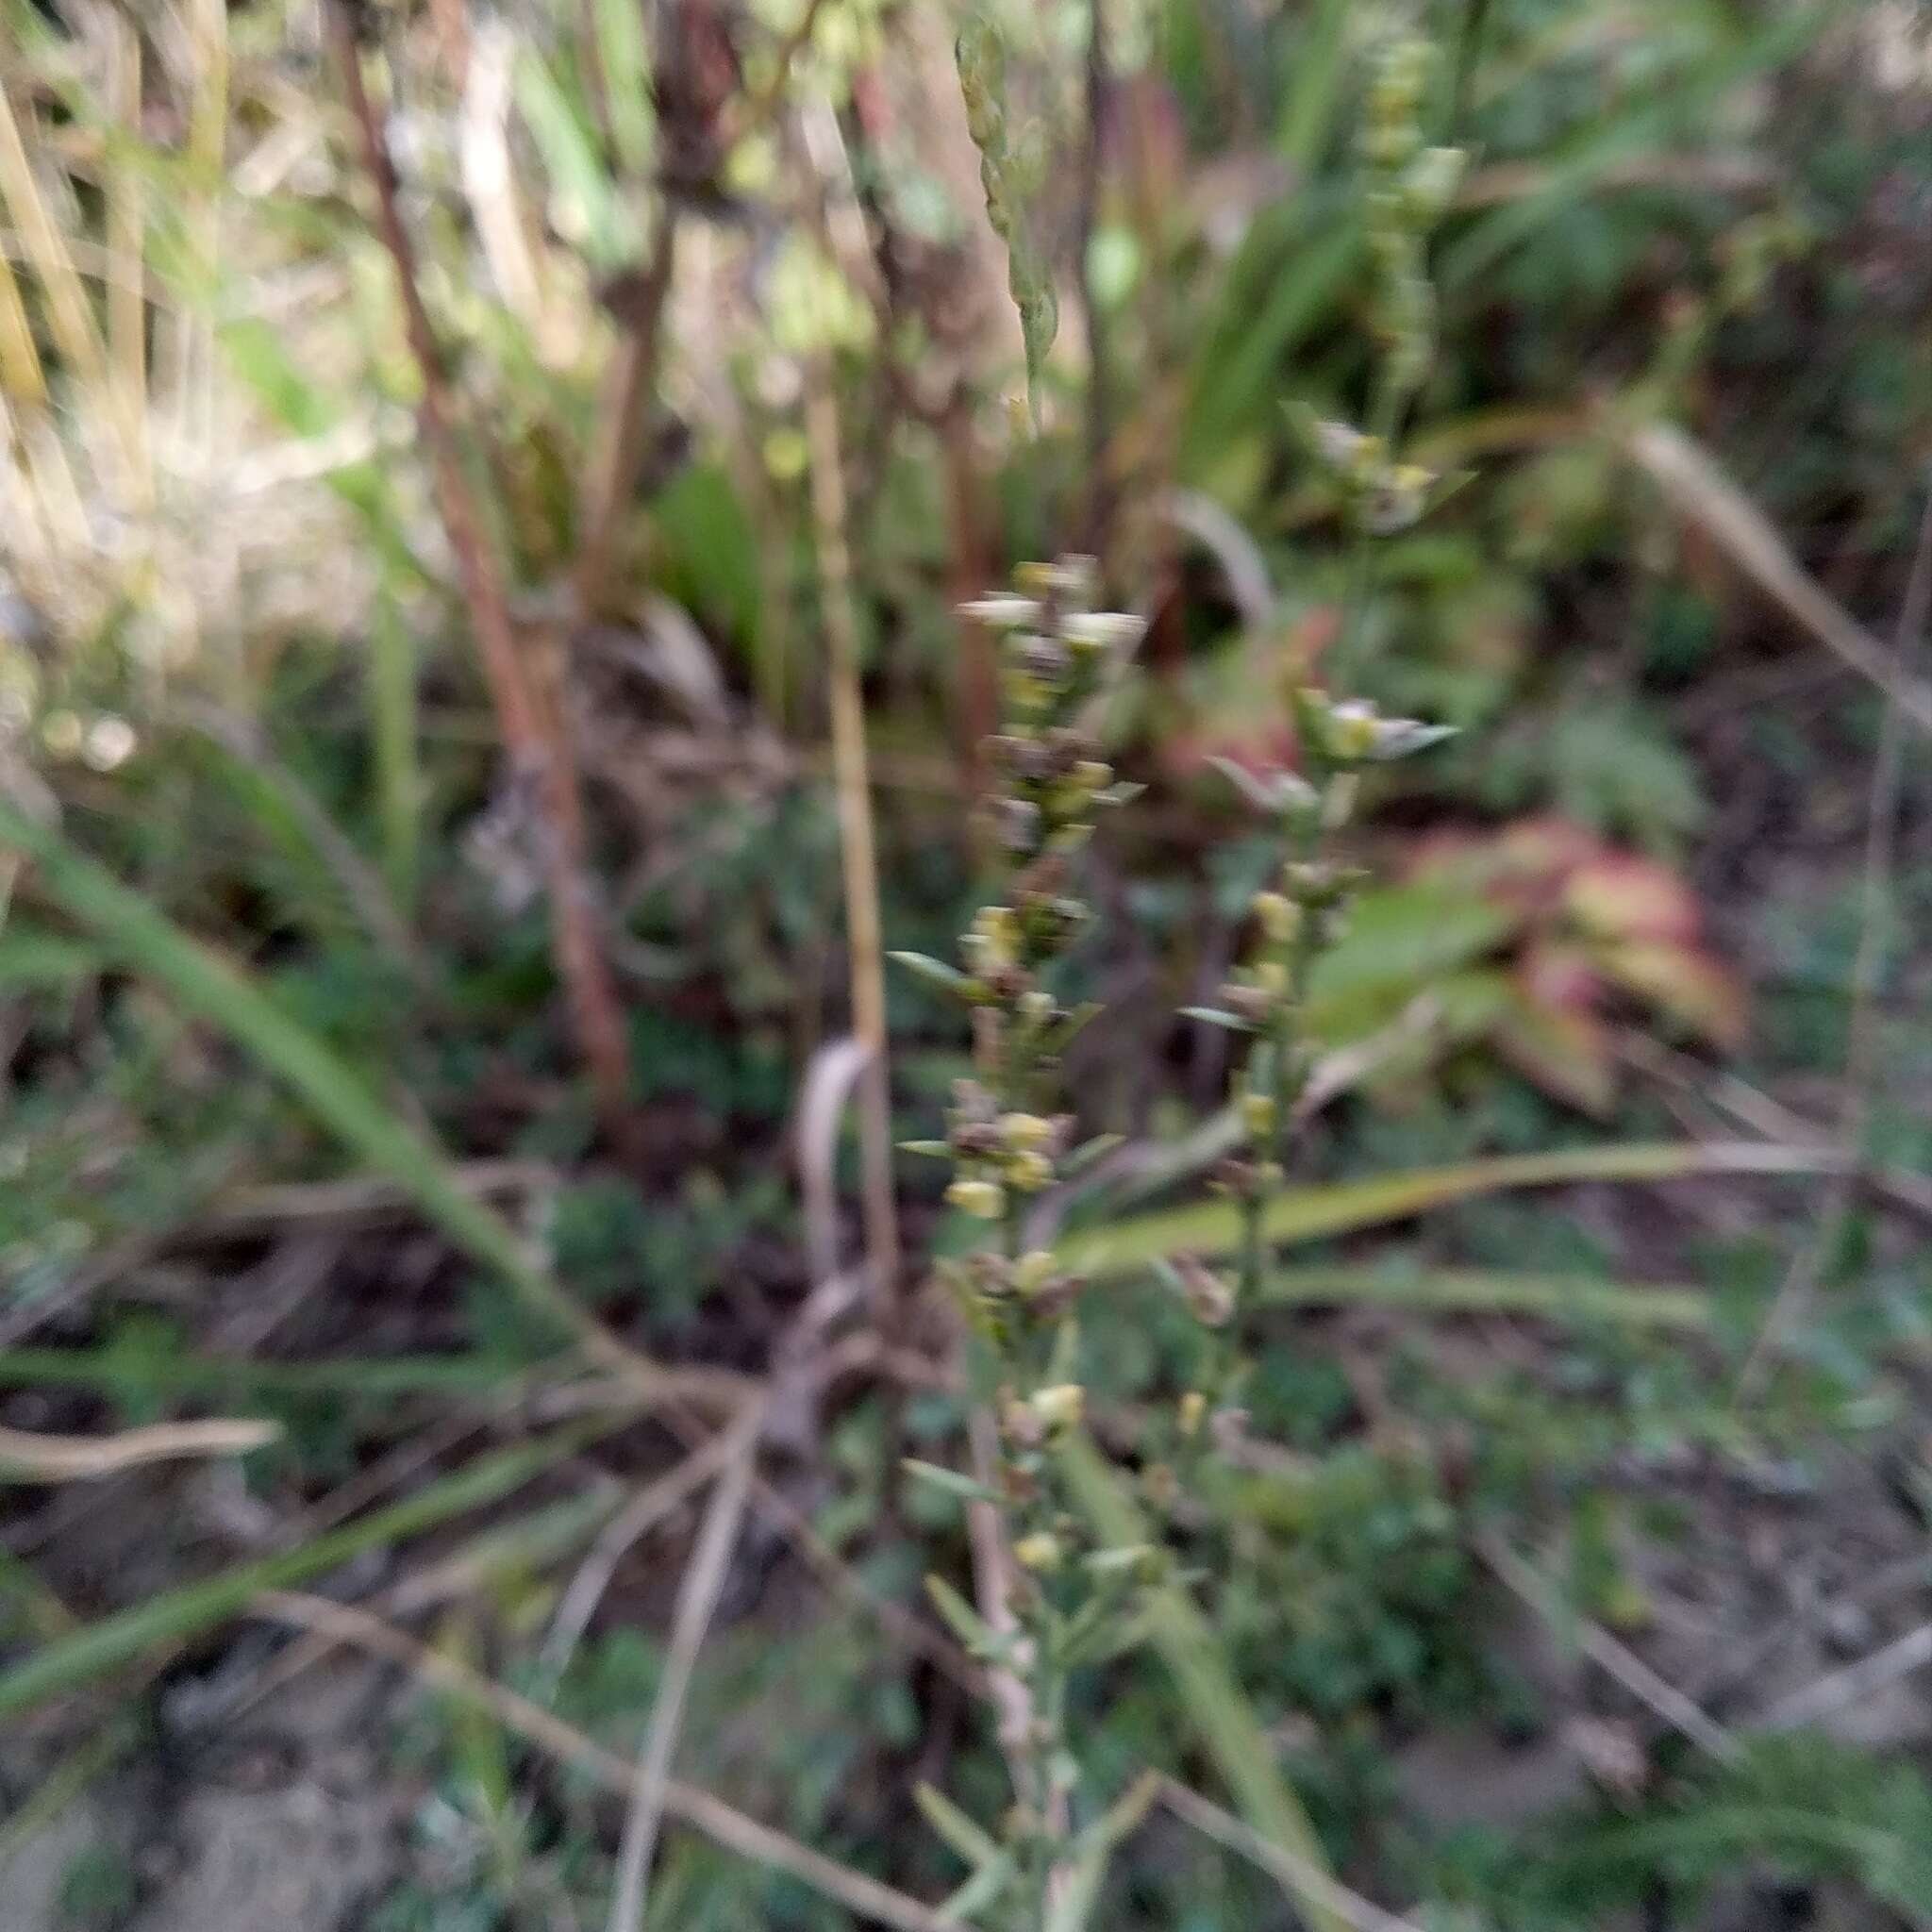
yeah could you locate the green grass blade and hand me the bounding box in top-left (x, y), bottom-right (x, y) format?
top-left (0, 1422), bottom-right (609, 1717)
top-left (0, 1347), bottom-right (561, 1403)
top-left (1058, 1141), bottom-right (1832, 1283)
top-left (1059, 1435), bottom-right (1350, 1932)
top-left (592, 0), bottom-right (655, 177)
top-left (369, 587), bottom-right (422, 912)
top-left (1274, 0), bottom-right (1353, 171)
top-left (0, 799), bottom-right (667, 1387)
top-left (1260, 1265), bottom-right (1707, 1329)
top-left (1182, 216), bottom-right (1362, 480)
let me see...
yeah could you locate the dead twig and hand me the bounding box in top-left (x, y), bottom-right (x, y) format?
top-left (605, 1400), bottom-right (762, 1930)
top-left (0, 1417), bottom-right (279, 1483)
top-left (805, 366), bottom-right (901, 1318)
top-left (796, 1035), bottom-right (876, 1291)
top-left (1736, 484), bottom-right (1932, 1398)
top-left (537, 1424), bottom-right (748, 1692)
top-left (1754, 1622), bottom-right (1932, 1737)
top-left (1477, 1532), bottom-right (1740, 1765)
top-left (251, 1590), bottom-right (956, 1932)
top-left (1158, 1775), bottom-right (1426, 1932)
top-left (324, 0), bottom-right (633, 1140)
top-left (203, 1158), bottom-right (555, 1235)
top-left (1624, 424), bottom-right (1932, 738)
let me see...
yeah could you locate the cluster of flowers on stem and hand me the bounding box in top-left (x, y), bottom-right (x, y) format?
top-left (1176, 694), bottom-right (1455, 1449)
top-left (896, 557), bottom-right (1153, 1906)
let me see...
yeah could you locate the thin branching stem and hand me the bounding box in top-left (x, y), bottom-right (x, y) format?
top-left (324, 0), bottom-right (634, 1141)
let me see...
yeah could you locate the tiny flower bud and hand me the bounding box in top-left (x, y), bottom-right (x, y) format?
top-left (1178, 1391), bottom-right (1207, 1438)
top-left (946, 1178), bottom-right (1008, 1219)
top-left (1401, 146), bottom-right (1466, 225)
top-left (1241, 1090), bottom-right (1278, 1140)
top-left (959, 593), bottom-right (1043, 631)
top-left (1007, 1149), bottom-right (1056, 1192)
top-left (40, 709), bottom-right (82, 758)
top-left (1014, 1531), bottom-right (1063, 1572)
top-left (1251, 891), bottom-right (1298, 942)
top-left (1012, 1249), bottom-right (1058, 1295)
top-left (1030, 1384), bottom-right (1086, 1433)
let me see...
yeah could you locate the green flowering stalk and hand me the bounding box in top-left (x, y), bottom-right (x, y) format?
top-left (1177, 698), bottom-right (1454, 1456)
top-left (1307, 30), bottom-right (1470, 690)
top-left (1171, 29), bottom-right (1469, 1454)
top-left (956, 10), bottom-right (1059, 423)
top-left (893, 558), bottom-right (1154, 1925)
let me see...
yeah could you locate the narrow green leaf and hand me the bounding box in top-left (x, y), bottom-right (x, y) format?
top-left (1260, 1265), bottom-right (1707, 1330)
top-left (888, 950), bottom-right (974, 998)
top-left (1274, 0), bottom-right (1353, 169)
top-left (1048, 1773), bottom-right (1159, 1932)
top-left (0, 929), bottom-right (102, 989)
top-left (938, 1850), bottom-right (1017, 1922)
top-left (925, 1573), bottom-right (1002, 1660)
top-left (592, 0), bottom-right (655, 175)
top-left (1060, 1141), bottom-right (1830, 1284)
top-left (514, 49), bottom-right (636, 270)
top-left (903, 1458), bottom-right (1002, 1507)
top-left (914, 1780), bottom-right (1002, 1868)
top-left (0, 1347), bottom-right (558, 1402)
top-left (369, 588), bottom-right (421, 913)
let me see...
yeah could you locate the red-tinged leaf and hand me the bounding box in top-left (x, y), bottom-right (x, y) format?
top-left (1494, 984), bottom-right (1618, 1117)
top-left (1564, 851), bottom-right (1704, 946)
top-left (1520, 937), bottom-right (1604, 1014)
top-left (1595, 939), bottom-right (1749, 1052)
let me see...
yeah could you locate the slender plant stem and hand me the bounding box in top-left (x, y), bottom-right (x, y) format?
top-left (805, 364), bottom-right (902, 1316)
top-left (325, 0), bottom-right (633, 1141)
top-left (606, 1401), bottom-right (763, 1931)
top-left (1736, 482), bottom-right (1932, 1397)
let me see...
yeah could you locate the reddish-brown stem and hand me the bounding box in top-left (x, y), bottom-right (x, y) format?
top-left (572, 210), bottom-right (683, 622)
top-left (325, 2), bottom-right (632, 1141)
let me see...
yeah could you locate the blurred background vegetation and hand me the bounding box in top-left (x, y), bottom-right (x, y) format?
top-left (1, 0), bottom-right (1930, 1925)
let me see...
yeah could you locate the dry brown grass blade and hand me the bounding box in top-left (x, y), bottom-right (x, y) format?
top-left (1624, 423), bottom-right (1932, 737)
top-left (0, 1418), bottom-right (280, 1483)
top-left (1476, 1532), bottom-right (1740, 1765)
top-left (204, 1158), bottom-right (555, 1235)
top-left (1158, 1776), bottom-right (1424, 1932)
top-left (796, 1034), bottom-right (874, 1288)
top-left (605, 1400), bottom-right (762, 1931)
top-left (251, 1590), bottom-right (958, 1932)
top-left (806, 367), bottom-right (901, 1316)
top-left (102, 4), bottom-right (150, 507)
top-left (536, 1424), bottom-right (747, 1690)
top-left (1734, 486), bottom-right (1932, 1396)
top-left (323, 0), bottom-right (633, 1141)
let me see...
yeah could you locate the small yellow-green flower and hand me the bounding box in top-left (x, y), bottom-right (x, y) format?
top-left (946, 1178), bottom-right (1007, 1220)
